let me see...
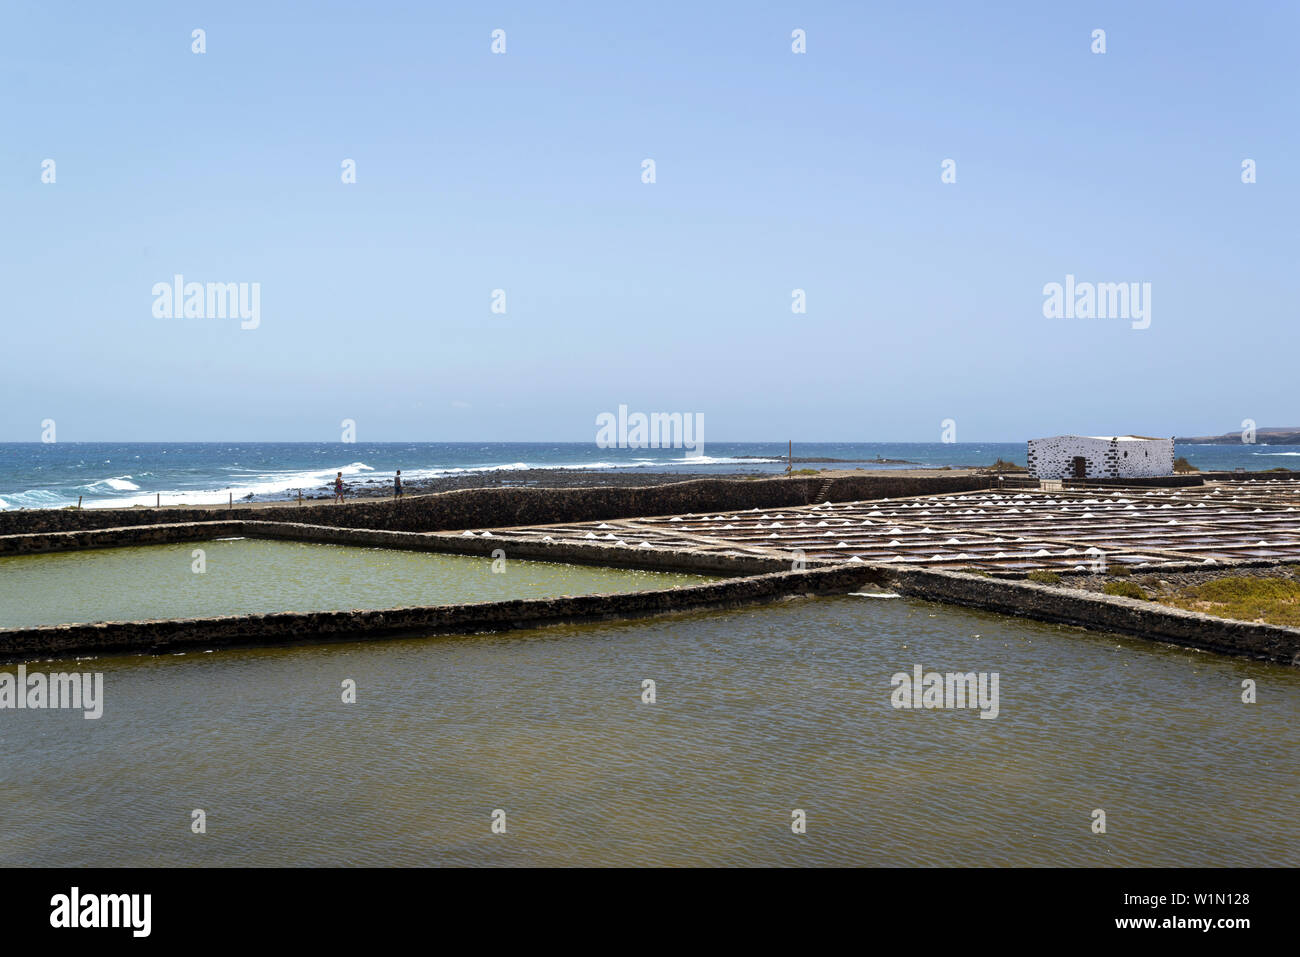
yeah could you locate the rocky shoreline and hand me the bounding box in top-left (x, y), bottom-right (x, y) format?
top-left (316, 463), bottom-right (976, 502)
top-left (733, 455), bottom-right (919, 465)
top-left (304, 469), bottom-right (773, 502)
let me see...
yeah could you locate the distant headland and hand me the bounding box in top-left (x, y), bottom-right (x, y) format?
top-left (1175, 427), bottom-right (1300, 445)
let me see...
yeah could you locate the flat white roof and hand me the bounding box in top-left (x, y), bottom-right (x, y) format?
top-left (1085, 435), bottom-right (1166, 441)
top-left (1030, 435), bottom-right (1168, 442)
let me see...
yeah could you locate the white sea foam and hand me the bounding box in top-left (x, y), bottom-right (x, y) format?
top-left (81, 462), bottom-right (377, 509)
top-left (1, 488), bottom-right (70, 509)
top-left (96, 456), bottom-right (654, 507)
top-left (3, 452), bottom-right (789, 511)
top-left (675, 456), bottom-right (781, 466)
top-left (84, 476), bottom-right (140, 492)
top-left (372, 458), bottom-right (688, 484)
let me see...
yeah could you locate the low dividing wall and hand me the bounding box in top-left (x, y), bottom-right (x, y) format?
top-left (0, 521), bottom-right (246, 557)
top-left (0, 474), bottom-right (989, 537)
top-left (2, 539), bottom-right (1296, 663)
top-left (881, 567), bottom-right (1300, 665)
top-left (0, 518), bottom-right (797, 575)
top-left (7, 511), bottom-right (1295, 665)
top-left (1199, 471), bottom-right (1300, 482)
top-left (0, 564), bottom-right (874, 663)
top-left (1063, 475), bottom-right (1203, 489)
top-left (245, 522), bottom-right (794, 576)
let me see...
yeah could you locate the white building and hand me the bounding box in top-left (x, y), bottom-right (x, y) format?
top-left (1026, 435), bottom-right (1174, 480)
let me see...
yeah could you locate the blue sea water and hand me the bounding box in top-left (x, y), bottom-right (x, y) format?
top-left (0, 441), bottom-right (1292, 510)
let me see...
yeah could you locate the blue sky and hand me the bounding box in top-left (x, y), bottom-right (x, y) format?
top-left (2, 1), bottom-right (1295, 442)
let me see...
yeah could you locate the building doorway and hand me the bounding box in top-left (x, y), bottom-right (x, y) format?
top-left (1071, 456), bottom-right (1087, 479)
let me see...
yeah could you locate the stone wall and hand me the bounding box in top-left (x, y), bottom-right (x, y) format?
top-left (0, 564), bottom-right (874, 663)
top-left (0, 521), bottom-right (246, 557)
top-left (879, 566), bottom-right (1300, 665)
top-left (0, 518), bottom-right (800, 575)
top-left (1063, 475), bottom-right (1202, 489)
top-left (0, 474), bottom-right (989, 537)
top-left (3, 538), bottom-right (1296, 664)
top-left (244, 521), bottom-right (797, 575)
top-left (1199, 472), bottom-right (1300, 483)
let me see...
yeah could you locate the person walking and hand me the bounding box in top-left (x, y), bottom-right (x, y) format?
top-left (394, 470), bottom-right (403, 499)
top-left (334, 471), bottom-right (345, 503)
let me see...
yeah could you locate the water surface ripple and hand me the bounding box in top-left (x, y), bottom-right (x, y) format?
top-left (1, 596), bottom-right (1296, 866)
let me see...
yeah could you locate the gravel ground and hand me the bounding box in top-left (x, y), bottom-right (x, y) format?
top-left (1064, 563), bottom-right (1300, 598)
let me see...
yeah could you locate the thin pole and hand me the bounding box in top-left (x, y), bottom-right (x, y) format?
top-left (156, 493), bottom-right (160, 508)
top-left (77, 495), bottom-right (82, 509)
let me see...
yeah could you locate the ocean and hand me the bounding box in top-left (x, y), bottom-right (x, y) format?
top-left (0, 441), bottom-right (1293, 510)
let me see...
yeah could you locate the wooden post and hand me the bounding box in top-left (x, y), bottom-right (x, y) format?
top-left (156, 493), bottom-right (160, 508)
top-left (229, 492), bottom-right (233, 510)
top-left (77, 495), bottom-right (82, 509)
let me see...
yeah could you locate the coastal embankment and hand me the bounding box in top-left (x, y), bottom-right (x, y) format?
top-left (0, 473), bottom-right (991, 537)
